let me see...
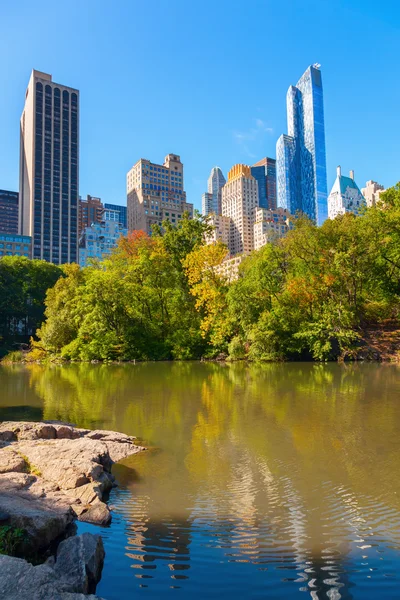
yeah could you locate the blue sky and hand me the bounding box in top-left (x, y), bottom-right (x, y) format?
top-left (1, 0), bottom-right (399, 212)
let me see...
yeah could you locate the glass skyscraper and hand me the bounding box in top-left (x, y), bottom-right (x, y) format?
top-left (202, 167), bottom-right (226, 215)
top-left (251, 157), bottom-right (277, 210)
top-left (276, 64), bottom-right (328, 225)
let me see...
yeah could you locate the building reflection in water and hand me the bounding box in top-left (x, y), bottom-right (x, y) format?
top-left (2, 361), bottom-right (400, 598)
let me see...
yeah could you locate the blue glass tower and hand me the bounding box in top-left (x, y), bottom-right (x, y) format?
top-left (276, 64), bottom-right (328, 225)
top-left (251, 157), bottom-right (277, 210)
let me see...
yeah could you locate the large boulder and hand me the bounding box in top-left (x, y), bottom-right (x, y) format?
top-left (55, 533), bottom-right (105, 592)
top-left (0, 473), bottom-right (73, 550)
top-left (0, 533), bottom-right (105, 599)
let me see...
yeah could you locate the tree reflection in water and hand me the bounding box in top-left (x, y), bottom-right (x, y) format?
top-left (1, 361), bottom-right (400, 598)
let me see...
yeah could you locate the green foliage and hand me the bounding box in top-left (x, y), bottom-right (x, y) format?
top-left (0, 526), bottom-right (26, 556)
top-left (2, 350), bottom-right (24, 363)
top-left (0, 256), bottom-right (63, 356)
top-left (18, 183), bottom-right (400, 362)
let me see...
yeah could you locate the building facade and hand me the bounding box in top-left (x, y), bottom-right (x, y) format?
top-left (104, 203), bottom-right (127, 229)
top-left (253, 207), bottom-right (294, 251)
top-left (328, 167), bottom-right (366, 220)
top-left (361, 180), bottom-right (385, 208)
top-left (127, 154), bottom-right (193, 235)
top-left (19, 70), bottom-right (79, 264)
top-left (202, 167), bottom-right (226, 215)
top-left (251, 158), bottom-right (277, 210)
top-left (0, 234), bottom-right (32, 259)
top-left (205, 214), bottom-right (232, 247)
top-left (276, 64), bottom-right (328, 225)
top-left (79, 195), bottom-right (103, 233)
top-left (221, 164), bottom-right (259, 255)
top-left (78, 214), bottom-right (127, 267)
top-left (202, 192), bottom-right (214, 216)
top-left (0, 190), bottom-right (19, 234)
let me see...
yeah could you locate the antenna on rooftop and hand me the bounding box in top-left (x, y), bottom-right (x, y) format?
top-left (313, 63), bottom-right (321, 69)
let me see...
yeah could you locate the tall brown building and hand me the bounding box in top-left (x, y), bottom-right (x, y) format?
top-left (79, 195), bottom-right (103, 233)
top-left (127, 154), bottom-right (193, 235)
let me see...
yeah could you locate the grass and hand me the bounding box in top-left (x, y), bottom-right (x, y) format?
top-left (18, 453), bottom-right (42, 477)
top-left (0, 526), bottom-right (26, 556)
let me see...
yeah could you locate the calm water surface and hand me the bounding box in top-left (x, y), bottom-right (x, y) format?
top-left (1, 362), bottom-right (400, 599)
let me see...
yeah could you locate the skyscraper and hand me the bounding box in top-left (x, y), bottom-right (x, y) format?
top-left (251, 157), bottom-right (277, 210)
top-left (0, 190), bottom-right (19, 234)
top-left (276, 64), bottom-right (328, 225)
top-left (202, 167), bottom-right (226, 215)
top-left (221, 164), bottom-right (258, 255)
top-left (19, 70), bottom-right (79, 263)
top-left (127, 154), bottom-right (193, 235)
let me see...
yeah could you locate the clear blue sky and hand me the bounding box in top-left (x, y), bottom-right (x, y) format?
top-left (1, 0), bottom-right (399, 212)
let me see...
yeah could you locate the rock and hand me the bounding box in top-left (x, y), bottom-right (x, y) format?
top-left (78, 501), bottom-right (111, 526)
top-left (16, 438), bottom-right (108, 490)
top-left (55, 533), bottom-right (105, 592)
top-left (0, 447), bottom-right (27, 473)
top-left (0, 420), bottom-right (143, 553)
top-left (0, 427), bottom-right (17, 442)
top-left (0, 533), bottom-right (105, 599)
top-left (67, 482), bottom-right (100, 505)
top-left (0, 490), bottom-right (73, 551)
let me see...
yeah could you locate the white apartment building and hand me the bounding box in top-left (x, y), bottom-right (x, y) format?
top-left (328, 167), bottom-right (366, 220)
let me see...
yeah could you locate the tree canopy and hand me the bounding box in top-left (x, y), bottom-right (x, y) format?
top-left (5, 186), bottom-right (400, 363)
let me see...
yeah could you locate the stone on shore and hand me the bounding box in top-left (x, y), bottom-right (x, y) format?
top-left (0, 421), bottom-right (143, 548)
top-left (0, 533), bottom-right (105, 599)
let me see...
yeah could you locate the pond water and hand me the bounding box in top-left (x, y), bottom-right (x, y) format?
top-left (1, 362), bottom-right (400, 599)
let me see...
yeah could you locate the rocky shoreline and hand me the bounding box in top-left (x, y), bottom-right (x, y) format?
top-left (0, 421), bottom-right (144, 599)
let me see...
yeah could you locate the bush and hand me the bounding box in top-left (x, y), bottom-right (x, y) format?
top-left (1, 350), bottom-right (24, 363)
top-left (228, 336), bottom-right (247, 360)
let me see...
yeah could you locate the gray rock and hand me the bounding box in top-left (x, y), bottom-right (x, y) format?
top-left (78, 501), bottom-right (111, 526)
top-left (0, 420), bottom-right (143, 553)
top-left (0, 490), bottom-right (73, 550)
top-left (0, 533), bottom-right (105, 599)
top-left (0, 447), bottom-right (27, 473)
top-left (55, 533), bottom-right (105, 592)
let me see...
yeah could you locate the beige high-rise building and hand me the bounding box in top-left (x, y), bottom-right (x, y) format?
top-left (127, 154), bottom-right (193, 234)
top-left (221, 164), bottom-right (258, 255)
top-left (361, 180), bottom-right (385, 208)
top-left (19, 70), bottom-right (79, 264)
top-left (253, 207), bottom-right (295, 251)
top-left (205, 214), bottom-right (231, 247)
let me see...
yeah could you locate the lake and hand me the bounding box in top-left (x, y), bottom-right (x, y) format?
top-left (1, 361), bottom-right (400, 599)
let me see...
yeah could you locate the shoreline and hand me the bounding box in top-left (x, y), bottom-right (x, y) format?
top-left (0, 421), bottom-right (145, 599)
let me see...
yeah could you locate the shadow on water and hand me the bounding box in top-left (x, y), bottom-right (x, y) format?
top-left (0, 361), bottom-right (400, 598)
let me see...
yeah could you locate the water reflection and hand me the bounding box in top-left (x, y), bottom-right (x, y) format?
top-left (1, 362), bottom-right (400, 598)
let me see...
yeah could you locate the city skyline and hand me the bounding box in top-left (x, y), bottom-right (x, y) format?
top-left (1, 1), bottom-right (399, 214)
